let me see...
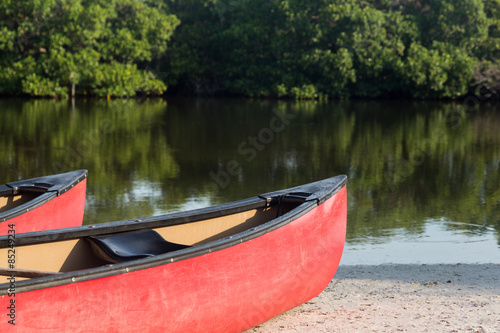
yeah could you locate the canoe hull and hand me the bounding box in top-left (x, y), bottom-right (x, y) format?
top-left (0, 185), bottom-right (346, 332)
top-left (0, 171), bottom-right (87, 234)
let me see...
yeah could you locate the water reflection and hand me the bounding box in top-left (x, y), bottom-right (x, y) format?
top-left (342, 219), bottom-right (499, 265)
top-left (0, 98), bottom-right (499, 263)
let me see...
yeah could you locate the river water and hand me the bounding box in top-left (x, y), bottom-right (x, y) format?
top-left (1, 98), bottom-right (499, 265)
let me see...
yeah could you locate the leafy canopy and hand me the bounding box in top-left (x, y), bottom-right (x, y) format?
top-left (0, 0), bottom-right (179, 97)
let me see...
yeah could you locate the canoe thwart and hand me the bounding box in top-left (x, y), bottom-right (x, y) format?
top-left (87, 229), bottom-right (191, 264)
top-left (0, 267), bottom-right (61, 278)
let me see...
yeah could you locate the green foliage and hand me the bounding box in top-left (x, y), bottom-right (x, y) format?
top-left (0, 0), bottom-right (179, 97)
top-left (84, 63), bottom-right (166, 98)
top-left (22, 73), bottom-right (68, 97)
top-left (402, 42), bottom-right (477, 98)
top-left (1, 0), bottom-right (500, 99)
top-left (165, 0), bottom-right (499, 99)
top-left (324, 1), bottom-right (417, 96)
top-left (411, 0), bottom-right (488, 48)
top-left (290, 84), bottom-right (319, 100)
top-left (299, 48), bottom-right (356, 97)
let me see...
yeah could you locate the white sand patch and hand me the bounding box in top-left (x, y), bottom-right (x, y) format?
top-left (247, 264), bottom-right (500, 333)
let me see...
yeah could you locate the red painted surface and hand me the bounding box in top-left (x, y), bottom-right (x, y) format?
top-left (0, 185), bottom-right (346, 332)
top-left (0, 179), bottom-right (87, 235)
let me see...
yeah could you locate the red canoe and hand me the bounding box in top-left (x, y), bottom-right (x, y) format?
top-left (0, 170), bottom-right (88, 234)
top-left (0, 175), bottom-right (346, 332)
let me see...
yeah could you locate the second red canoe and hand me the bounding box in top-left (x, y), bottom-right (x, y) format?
top-left (0, 170), bottom-right (88, 234)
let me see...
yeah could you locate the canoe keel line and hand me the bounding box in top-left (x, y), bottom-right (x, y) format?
top-left (0, 175), bottom-right (347, 332)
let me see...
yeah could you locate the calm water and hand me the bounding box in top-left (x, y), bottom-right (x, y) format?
top-left (1, 98), bottom-right (499, 265)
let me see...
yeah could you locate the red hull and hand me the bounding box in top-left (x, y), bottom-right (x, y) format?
top-left (0, 185), bottom-right (346, 332)
top-left (0, 170), bottom-right (87, 234)
top-left (0, 179), bottom-right (87, 235)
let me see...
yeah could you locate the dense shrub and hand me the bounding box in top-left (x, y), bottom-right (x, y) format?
top-left (166, 0), bottom-right (500, 99)
top-left (1, 0), bottom-right (499, 99)
top-left (0, 0), bottom-right (178, 97)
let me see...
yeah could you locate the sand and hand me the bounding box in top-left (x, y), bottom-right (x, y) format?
top-left (247, 264), bottom-right (500, 333)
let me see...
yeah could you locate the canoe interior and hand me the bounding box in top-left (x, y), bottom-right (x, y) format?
top-left (0, 191), bottom-right (41, 214)
top-left (0, 203), bottom-right (297, 279)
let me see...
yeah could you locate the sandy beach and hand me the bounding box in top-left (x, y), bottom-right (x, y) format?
top-left (247, 264), bottom-right (500, 333)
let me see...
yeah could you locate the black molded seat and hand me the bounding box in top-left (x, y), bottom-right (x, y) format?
top-left (88, 229), bottom-right (190, 263)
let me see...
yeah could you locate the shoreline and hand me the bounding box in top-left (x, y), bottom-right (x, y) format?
top-left (247, 264), bottom-right (500, 332)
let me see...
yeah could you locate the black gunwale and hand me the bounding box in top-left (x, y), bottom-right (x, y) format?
top-left (0, 175), bottom-right (347, 295)
top-left (0, 170), bottom-right (88, 223)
